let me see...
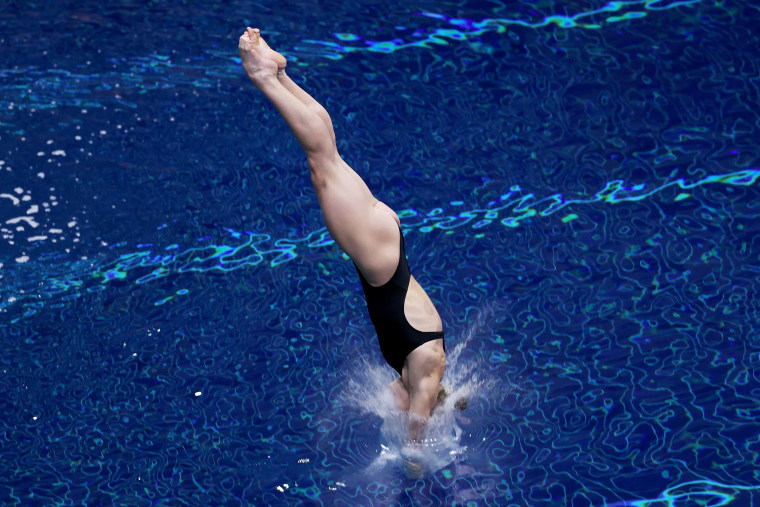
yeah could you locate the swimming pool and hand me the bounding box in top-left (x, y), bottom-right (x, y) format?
top-left (2, 0), bottom-right (759, 504)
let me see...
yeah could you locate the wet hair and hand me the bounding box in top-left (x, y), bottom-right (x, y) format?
top-left (432, 384), bottom-right (468, 414)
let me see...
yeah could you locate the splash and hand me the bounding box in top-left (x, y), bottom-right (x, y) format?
top-left (337, 359), bottom-right (468, 479)
top-left (335, 301), bottom-right (506, 479)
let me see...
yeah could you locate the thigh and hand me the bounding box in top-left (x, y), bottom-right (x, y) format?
top-left (311, 156), bottom-right (401, 285)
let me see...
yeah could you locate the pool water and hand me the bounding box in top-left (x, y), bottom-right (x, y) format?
top-left (2, 0), bottom-right (759, 505)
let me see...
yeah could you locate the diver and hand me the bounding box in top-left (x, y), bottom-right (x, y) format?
top-left (238, 28), bottom-right (464, 475)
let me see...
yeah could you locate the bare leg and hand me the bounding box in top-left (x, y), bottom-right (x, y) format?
top-left (277, 71), bottom-right (337, 149)
top-left (240, 31), bottom-right (448, 477)
top-left (238, 28), bottom-right (399, 282)
top-left (239, 28), bottom-right (334, 162)
top-left (276, 69), bottom-right (376, 201)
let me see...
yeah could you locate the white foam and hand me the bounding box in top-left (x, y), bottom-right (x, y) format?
top-left (0, 193), bottom-right (20, 205)
top-left (6, 216), bottom-right (38, 228)
top-left (336, 300), bottom-right (506, 480)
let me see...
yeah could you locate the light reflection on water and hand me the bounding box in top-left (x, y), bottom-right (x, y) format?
top-left (2, 0), bottom-right (760, 504)
top-left (2, 167), bottom-right (758, 319)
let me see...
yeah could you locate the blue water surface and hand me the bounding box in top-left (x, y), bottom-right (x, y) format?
top-left (1, 0), bottom-right (759, 505)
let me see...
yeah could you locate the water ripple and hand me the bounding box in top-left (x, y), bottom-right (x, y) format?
top-left (1, 167), bottom-right (757, 319)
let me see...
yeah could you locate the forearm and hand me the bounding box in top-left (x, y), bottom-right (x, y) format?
top-left (407, 412), bottom-right (428, 444)
top-left (407, 376), bottom-right (439, 443)
top-left (408, 397), bottom-right (434, 443)
top-left (403, 411), bottom-right (429, 478)
top-left (252, 75), bottom-right (334, 158)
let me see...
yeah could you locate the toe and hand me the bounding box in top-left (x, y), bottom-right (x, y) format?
top-left (246, 27), bottom-right (259, 45)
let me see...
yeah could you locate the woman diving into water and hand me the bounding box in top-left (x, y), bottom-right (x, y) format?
top-left (238, 27), bottom-right (463, 475)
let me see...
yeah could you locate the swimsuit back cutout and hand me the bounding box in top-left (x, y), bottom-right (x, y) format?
top-left (354, 227), bottom-right (445, 374)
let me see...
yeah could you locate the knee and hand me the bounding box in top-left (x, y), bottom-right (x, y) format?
top-left (307, 152), bottom-right (338, 185)
top-left (309, 166), bottom-right (327, 189)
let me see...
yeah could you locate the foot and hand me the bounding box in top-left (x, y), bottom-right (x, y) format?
top-left (238, 27), bottom-right (287, 82)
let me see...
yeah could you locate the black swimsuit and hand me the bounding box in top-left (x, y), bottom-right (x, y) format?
top-left (354, 227), bottom-right (445, 375)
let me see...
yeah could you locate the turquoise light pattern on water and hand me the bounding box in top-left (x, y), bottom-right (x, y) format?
top-left (1, 0), bottom-right (759, 505)
top-left (2, 167), bottom-right (759, 315)
top-left (299, 0), bottom-right (704, 58)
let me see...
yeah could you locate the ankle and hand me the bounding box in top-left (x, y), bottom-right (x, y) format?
top-left (248, 71), bottom-right (278, 87)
